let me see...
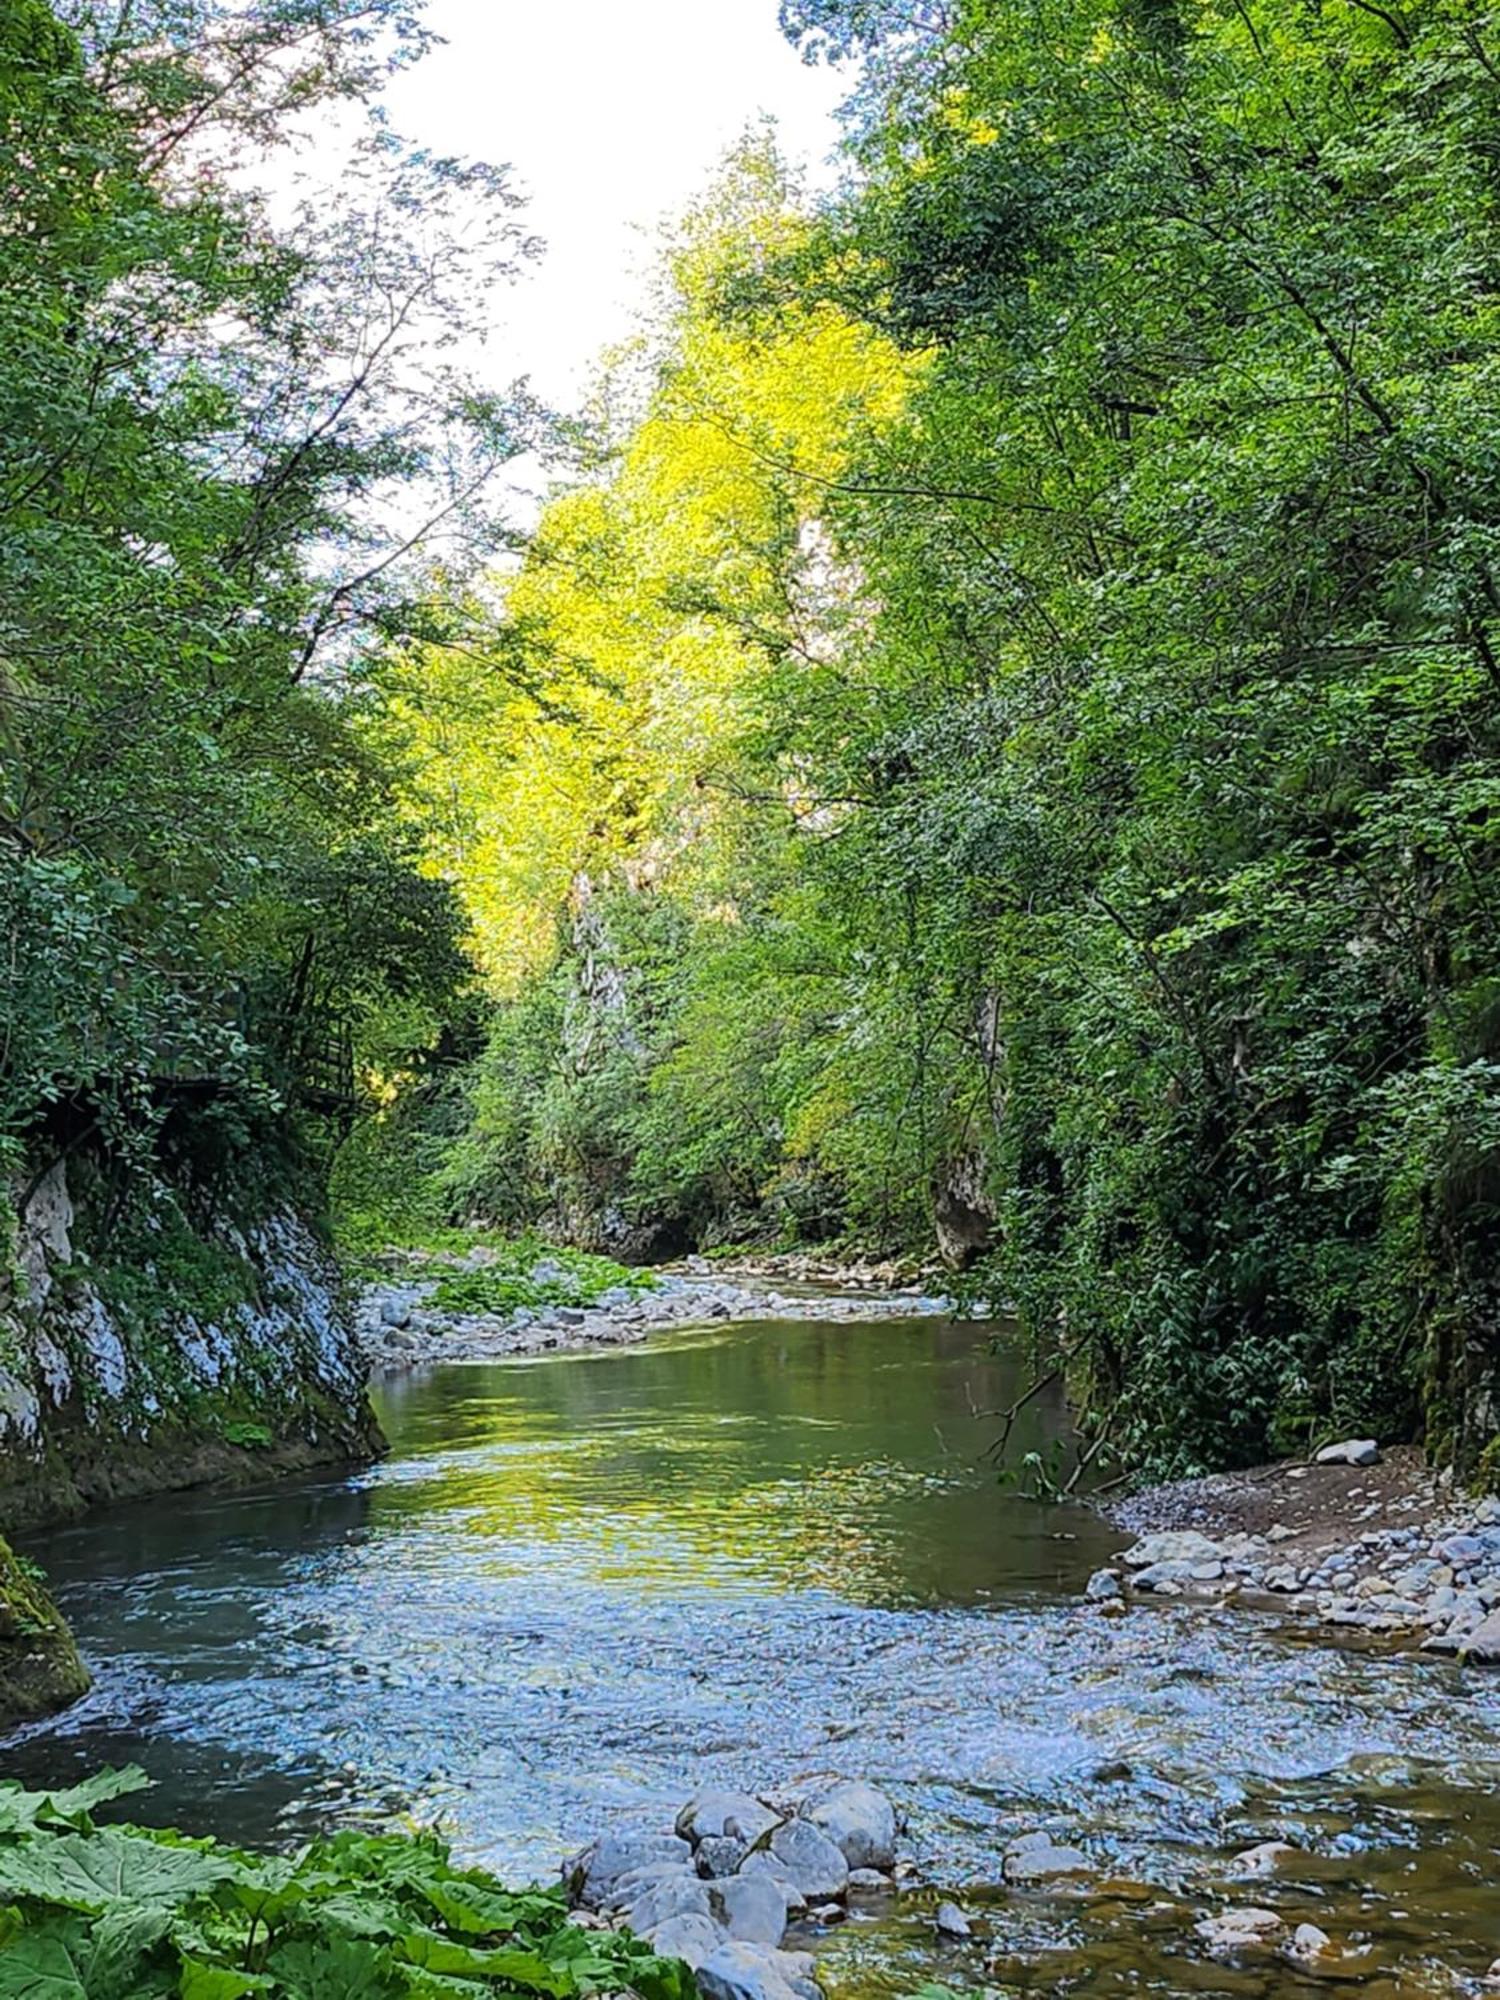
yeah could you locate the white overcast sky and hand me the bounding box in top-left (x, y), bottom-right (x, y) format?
top-left (382, 0), bottom-right (849, 413)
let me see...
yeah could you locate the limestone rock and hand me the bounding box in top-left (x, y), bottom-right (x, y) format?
top-left (709, 1873), bottom-right (788, 1948)
top-left (1458, 1610), bottom-right (1500, 1664)
top-left (696, 1941), bottom-right (822, 2000)
top-left (623, 1873), bottom-right (714, 1934)
top-left (677, 1790), bottom-right (782, 1849)
top-left (764, 1817), bottom-right (849, 1901)
top-left (1085, 1568), bottom-right (1122, 1602)
top-left (1002, 1832), bottom-right (1092, 1884)
top-left (1121, 1530), bottom-right (1221, 1569)
top-left (800, 1780), bottom-right (897, 1872)
top-left (645, 1913), bottom-right (725, 1969)
top-left (1314, 1439), bottom-right (1380, 1467)
top-left (1231, 1841), bottom-right (1295, 1876)
top-left (566, 1831), bottom-right (692, 1908)
top-left (697, 1835), bottom-right (749, 1879)
top-left (935, 1901), bottom-right (972, 1938)
top-left (1195, 1907), bottom-right (1286, 1952)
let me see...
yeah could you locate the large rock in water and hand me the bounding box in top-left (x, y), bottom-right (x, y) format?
top-left (0, 1536), bottom-right (89, 1728)
top-left (709, 1873), bottom-right (787, 1947)
top-left (1459, 1610), bottom-right (1500, 1664)
top-left (564, 1831), bottom-right (692, 1909)
top-left (800, 1782), bottom-right (897, 1872)
top-left (677, 1790), bottom-right (781, 1848)
top-left (762, 1818), bottom-right (849, 1901)
top-left (696, 1943), bottom-right (821, 2000)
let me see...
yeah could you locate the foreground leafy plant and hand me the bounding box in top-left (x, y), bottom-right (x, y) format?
top-left (0, 1770), bottom-right (693, 2000)
top-left (424, 1239), bottom-right (659, 1318)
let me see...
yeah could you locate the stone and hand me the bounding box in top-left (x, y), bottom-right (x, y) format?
top-left (646, 1913), bottom-right (726, 1969)
top-left (1086, 1568), bottom-right (1122, 1602)
top-left (1132, 1559), bottom-right (1221, 1590)
top-left (379, 1295), bottom-right (412, 1328)
top-left (624, 1874), bottom-right (714, 1934)
top-left (1289, 1923), bottom-right (1332, 1960)
top-left (696, 1941), bottom-right (821, 2000)
top-left (697, 1836), bottom-right (749, 1879)
top-left (1458, 1610), bottom-right (1500, 1663)
top-left (677, 1790), bottom-right (782, 1849)
top-left (1121, 1530), bottom-right (1221, 1569)
top-left (847, 1868), bottom-right (891, 1891)
top-left (800, 1780), bottom-right (897, 1871)
top-left (1230, 1841), bottom-right (1294, 1875)
top-left (566, 1831), bottom-right (692, 1908)
top-left (1314, 1439), bottom-right (1380, 1467)
top-left (709, 1873), bottom-right (788, 1948)
top-left (739, 1853), bottom-right (809, 1915)
top-left (1002, 1832), bottom-right (1092, 1883)
top-left (935, 1901), bottom-right (972, 1938)
top-left (1194, 1907), bottom-right (1286, 1952)
top-left (764, 1817), bottom-right (849, 1901)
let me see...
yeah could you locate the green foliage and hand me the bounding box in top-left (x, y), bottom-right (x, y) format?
top-left (0, 1772), bottom-right (693, 2000)
top-left (0, 0), bottom-right (515, 1192)
top-left (424, 1241), bottom-right (658, 1317)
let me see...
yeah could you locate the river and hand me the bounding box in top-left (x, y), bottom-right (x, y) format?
top-left (6, 1312), bottom-right (1500, 1993)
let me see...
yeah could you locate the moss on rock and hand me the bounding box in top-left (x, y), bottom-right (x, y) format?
top-left (0, 1535), bottom-right (89, 1727)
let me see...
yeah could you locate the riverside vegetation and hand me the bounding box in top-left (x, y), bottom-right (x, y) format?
top-left (7, 0), bottom-right (1500, 1990)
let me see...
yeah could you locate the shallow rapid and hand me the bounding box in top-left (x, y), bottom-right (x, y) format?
top-left (6, 1314), bottom-right (1500, 1993)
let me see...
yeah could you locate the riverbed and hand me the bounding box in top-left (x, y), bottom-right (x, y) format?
top-left (7, 1313), bottom-right (1500, 1994)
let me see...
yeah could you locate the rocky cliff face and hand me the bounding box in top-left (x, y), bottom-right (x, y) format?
top-left (0, 1159), bottom-right (383, 1530)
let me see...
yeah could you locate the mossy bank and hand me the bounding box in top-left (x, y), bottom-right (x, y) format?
top-left (0, 1130), bottom-right (384, 1722)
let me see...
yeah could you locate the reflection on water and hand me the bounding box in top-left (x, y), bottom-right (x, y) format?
top-left (5, 1314), bottom-right (1500, 1994)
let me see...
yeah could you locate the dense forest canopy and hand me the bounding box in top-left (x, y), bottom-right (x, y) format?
top-left (8, 0), bottom-right (1500, 1482)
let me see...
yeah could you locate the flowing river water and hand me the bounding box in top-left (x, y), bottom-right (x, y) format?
top-left (6, 1311), bottom-right (1500, 1994)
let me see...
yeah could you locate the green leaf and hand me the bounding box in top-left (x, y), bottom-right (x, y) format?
top-left (0, 1907), bottom-right (171, 1999)
top-left (263, 1939), bottom-right (402, 2000)
top-left (0, 1829), bottom-right (233, 1915)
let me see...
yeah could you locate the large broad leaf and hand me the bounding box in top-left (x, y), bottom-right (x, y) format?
top-left (392, 1935), bottom-right (574, 1995)
top-left (0, 1772), bottom-right (153, 1841)
top-left (0, 1907), bottom-right (172, 1999)
top-left (176, 1960), bottom-right (270, 2000)
top-left (0, 1829), bottom-right (233, 1915)
top-left (263, 1939), bottom-right (402, 2000)
top-left (409, 1877), bottom-right (538, 1940)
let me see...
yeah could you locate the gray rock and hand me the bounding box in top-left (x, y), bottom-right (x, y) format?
top-left (1230, 1841), bottom-right (1294, 1876)
top-left (677, 1790), bottom-right (782, 1849)
top-left (556, 1306), bottom-right (588, 1326)
top-left (567, 1830), bottom-right (692, 1907)
top-left (765, 1817), bottom-right (849, 1901)
top-left (646, 1913), bottom-right (726, 1969)
top-left (379, 1295), bottom-right (412, 1328)
top-left (1459, 1609), bottom-right (1500, 1663)
top-left (696, 1941), bottom-right (821, 2000)
top-left (709, 1873), bottom-right (788, 1947)
top-left (1002, 1832), bottom-right (1092, 1883)
top-left (1314, 1439), bottom-right (1380, 1467)
top-left (697, 1836), bottom-right (749, 1879)
top-left (625, 1874), bottom-right (714, 1934)
top-left (847, 1868), bottom-right (891, 1891)
top-left (935, 1901), bottom-right (972, 1939)
top-left (1121, 1530), bottom-right (1221, 1568)
top-left (739, 1853), bottom-right (809, 1915)
top-left (1085, 1568), bottom-right (1122, 1602)
top-left (1195, 1907), bottom-right (1285, 1952)
top-left (800, 1781), bottom-right (897, 1872)
top-left (1289, 1922), bottom-right (1332, 1961)
top-left (1132, 1558), bottom-right (1222, 1590)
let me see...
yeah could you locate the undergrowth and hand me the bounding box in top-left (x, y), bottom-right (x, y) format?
top-left (0, 1768), bottom-right (692, 2000)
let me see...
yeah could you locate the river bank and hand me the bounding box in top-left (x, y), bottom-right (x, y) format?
top-left (354, 1247), bottom-right (958, 1373)
top-left (1089, 1442), bottom-right (1500, 1664)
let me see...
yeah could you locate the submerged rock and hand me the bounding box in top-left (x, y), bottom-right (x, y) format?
top-left (1195, 1907), bottom-right (1286, 1952)
top-left (1002, 1832), bottom-right (1092, 1883)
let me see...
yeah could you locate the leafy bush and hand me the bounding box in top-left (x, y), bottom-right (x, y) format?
top-left (426, 1240), bottom-right (658, 1317)
top-left (0, 1768), bottom-right (692, 2000)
